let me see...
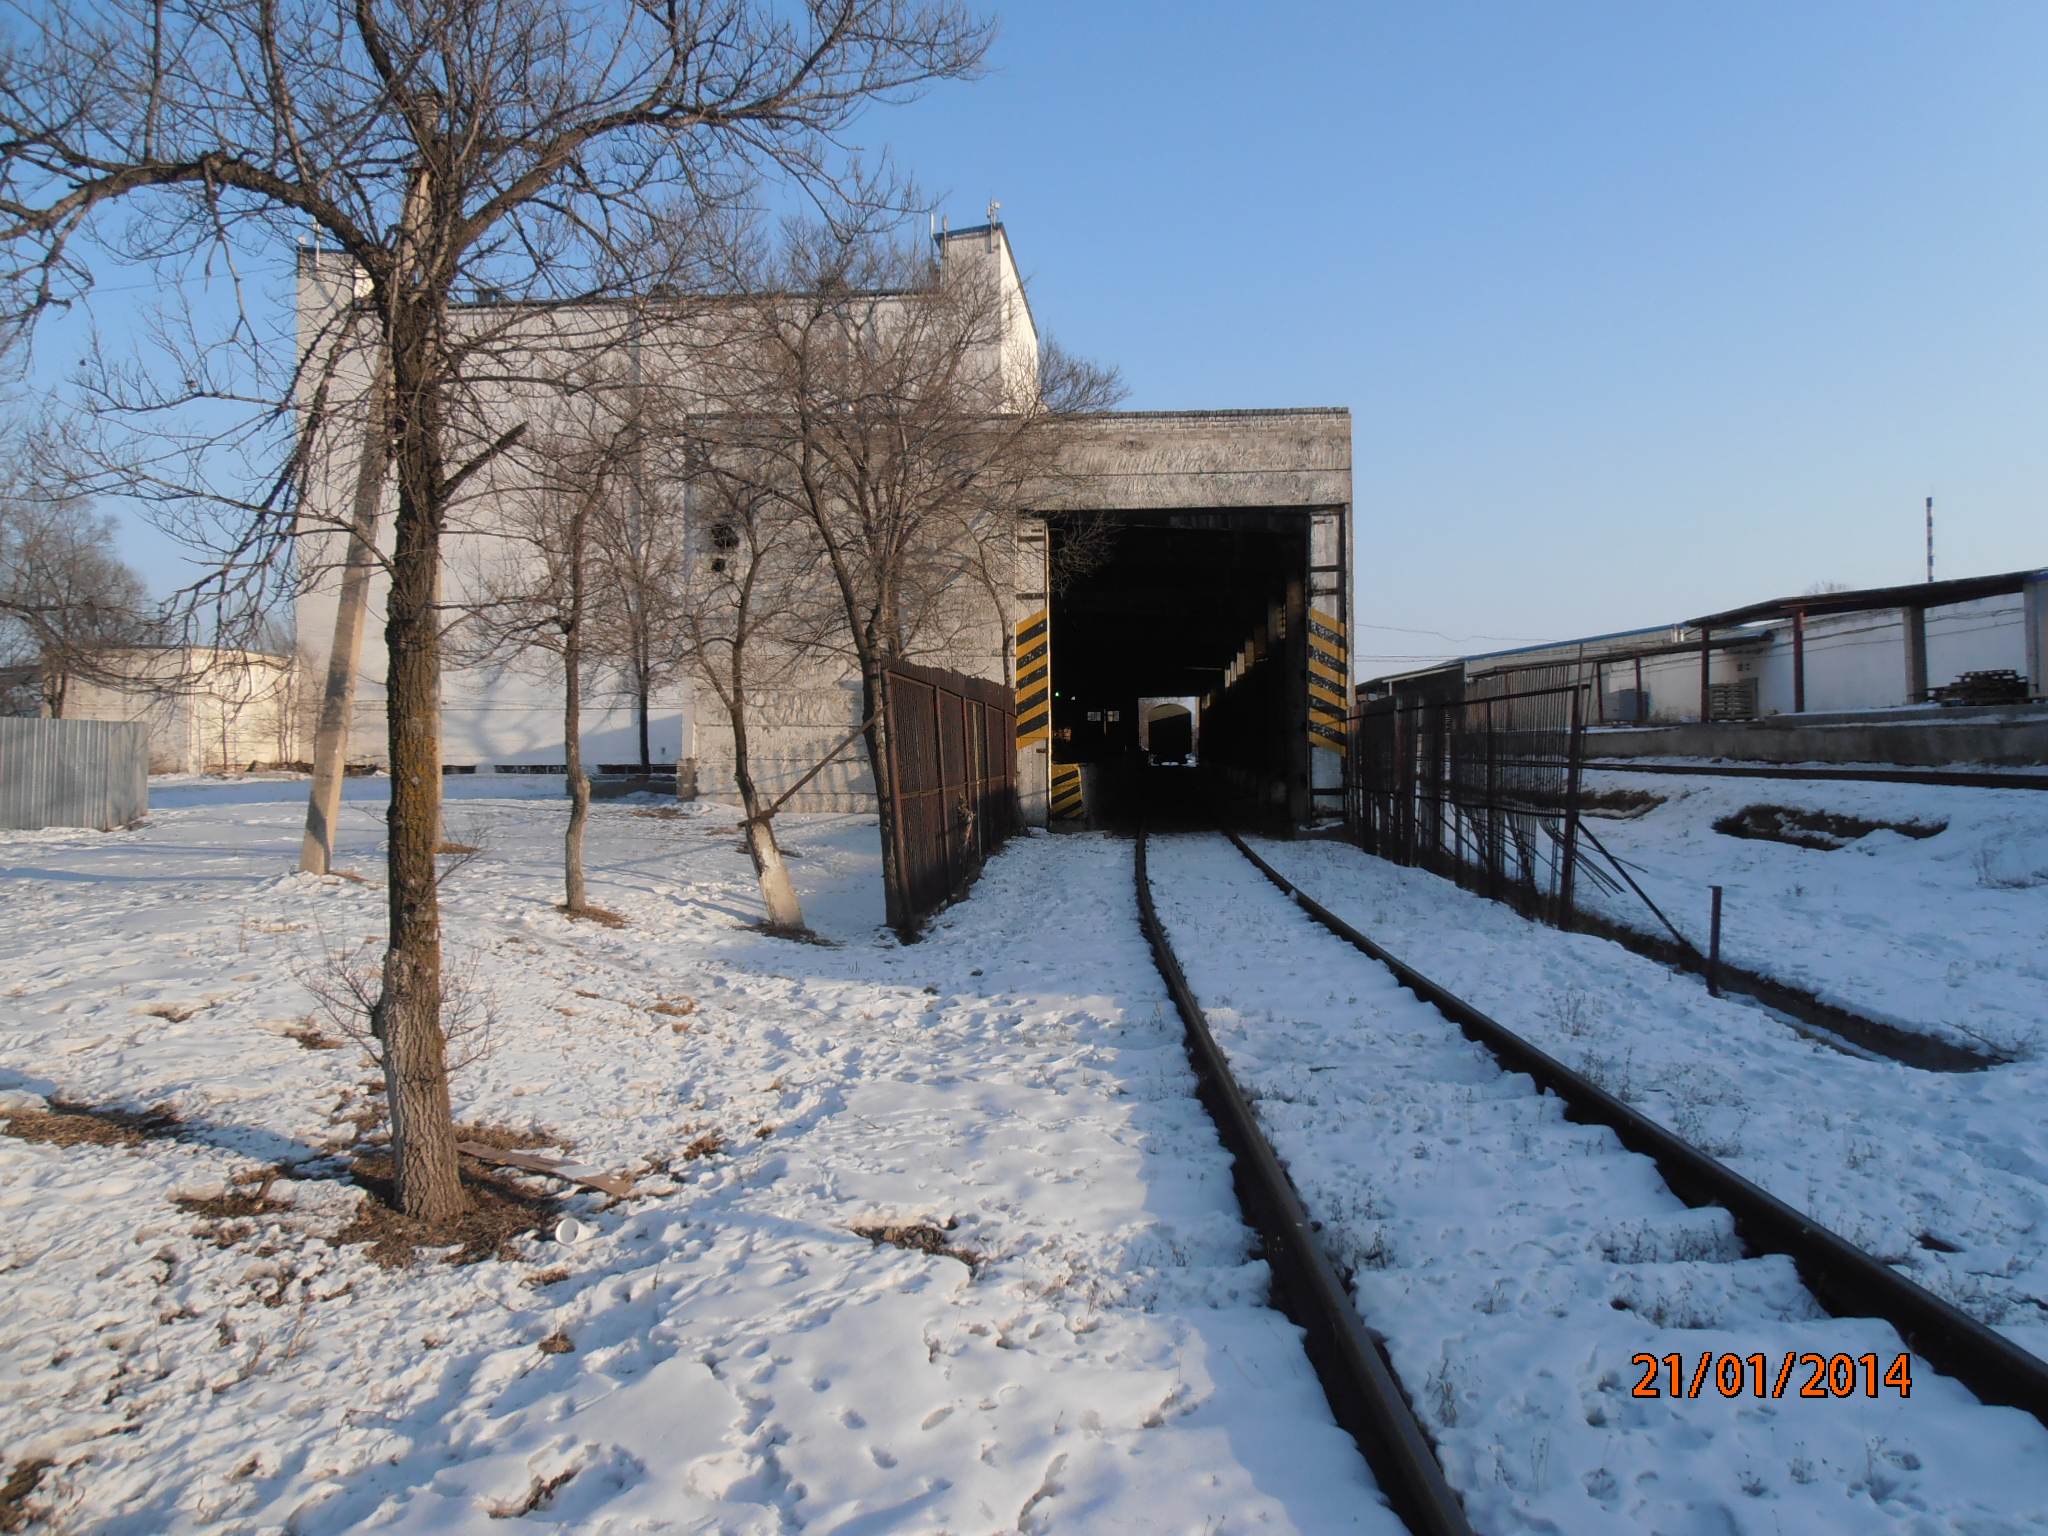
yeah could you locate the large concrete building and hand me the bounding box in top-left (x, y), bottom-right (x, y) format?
top-left (294, 225), bottom-right (1353, 824)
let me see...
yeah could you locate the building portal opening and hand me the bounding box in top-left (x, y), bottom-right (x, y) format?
top-left (1047, 510), bottom-right (1310, 824)
top-left (1140, 699), bottom-right (1197, 763)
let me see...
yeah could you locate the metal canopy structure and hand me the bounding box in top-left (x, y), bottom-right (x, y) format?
top-left (1688, 567), bottom-right (2042, 630)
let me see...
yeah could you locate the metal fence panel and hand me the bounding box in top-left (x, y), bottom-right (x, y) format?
top-left (881, 661), bottom-right (1017, 933)
top-left (1346, 682), bottom-right (1587, 924)
top-left (0, 718), bottom-right (150, 832)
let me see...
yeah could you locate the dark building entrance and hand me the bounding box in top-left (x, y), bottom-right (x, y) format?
top-left (1018, 409), bottom-right (1353, 830)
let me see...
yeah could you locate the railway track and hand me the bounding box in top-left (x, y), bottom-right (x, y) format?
top-left (1134, 823), bottom-right (2048, 1532)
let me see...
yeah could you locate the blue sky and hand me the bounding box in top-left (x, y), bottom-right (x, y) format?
top-left (876, 1), bottom-right (2048, 667)
top-left (52, 1), bottom-right (2048, 671)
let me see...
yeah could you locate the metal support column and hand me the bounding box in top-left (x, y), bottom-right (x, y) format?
top-left (1903, 604), bottom-right (1929, 705)
top-left (1792, 610), bottom-right (1807, 713)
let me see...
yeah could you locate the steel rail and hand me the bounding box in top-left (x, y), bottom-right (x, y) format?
top-left (1218, 826), bottom-right (2048, 1430)
top-left (1133, 826), bottom-right (1476, 1536)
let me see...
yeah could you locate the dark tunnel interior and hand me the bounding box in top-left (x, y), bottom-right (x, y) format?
top-left (1048, 510), bottom-right (1307, 824)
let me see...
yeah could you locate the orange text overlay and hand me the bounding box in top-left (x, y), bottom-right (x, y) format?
top-left (1632, 1351), bottom-right (1912, 1400)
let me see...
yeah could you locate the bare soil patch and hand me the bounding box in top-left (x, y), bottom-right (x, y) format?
top-left (1713, 803), bottom-right (1946, 852)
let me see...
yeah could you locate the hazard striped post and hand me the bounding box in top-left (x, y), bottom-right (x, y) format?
top-left (1014, 610), bottom-right (1053, 826)
top-left (1307, 608), bottom-right (1348, 758)
top-left (1015, 610), bottom-right (1049, 749)
top-left (1049, 761), bottom-right (1084, 821)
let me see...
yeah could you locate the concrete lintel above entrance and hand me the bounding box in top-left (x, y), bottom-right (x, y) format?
top-left (1038, 408), bottom-right (1351, 511)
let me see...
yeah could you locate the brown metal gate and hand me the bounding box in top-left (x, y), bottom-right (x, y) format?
top-left (881, 660), bottom-right (1017, 934)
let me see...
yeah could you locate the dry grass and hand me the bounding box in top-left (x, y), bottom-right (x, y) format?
top-left (175, 1166), bottom-right (294, 1222)
top-left (648, 999), bottom-right (697, 1018)
top-left (556, 903), bottom-right (629, 929)
top-left (138, 1001), bottom-right (203, 1023)
top-left (483, 1466), bottom-right (578, 1519)
top-left (682, 1132), bottom-right (723, 1161)
top-left (281, 1017), bottom-right (343, 1050)
top-left (334, 1156), bottom-right (558, 1269)
top-left (537, 1331), bottom-right (575, 1355)
top-left (849, 1221), bottom-right (979, 1270)
top-left (523, 1265), bottom-right (571, 1288)
top-left (0, 1459), bottom-right (52, 1534)
top-left (629, 806), bottom-right (690, 820)
top-left (1, 1099), bottom-right (180, 1148)
top-left (454, 1121), bottom-right (570, 1153)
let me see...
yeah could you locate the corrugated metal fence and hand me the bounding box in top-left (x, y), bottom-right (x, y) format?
top-left (881, 661), bottom-right (1016, 933)
top-left (0, 718), bottom-right (149, 831)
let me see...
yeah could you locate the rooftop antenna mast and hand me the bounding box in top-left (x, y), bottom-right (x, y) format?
top-left (1926, 495), bottom-right (1935, 583)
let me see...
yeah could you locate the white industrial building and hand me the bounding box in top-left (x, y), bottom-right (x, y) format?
top-left (1367, 569), bottom-right (2047, 720)
top-left (292, 223), bottom-right (1036, 810)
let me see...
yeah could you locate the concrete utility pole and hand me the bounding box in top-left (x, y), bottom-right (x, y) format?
top-left (298, 358), bottom-right (393, 873)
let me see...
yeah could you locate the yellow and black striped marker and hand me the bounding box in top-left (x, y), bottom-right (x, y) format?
top-left (1050, 762), bottom-right (1084, 820)
top-left (1307, 608), bottom-right (1348, 756)
top-left (1015, 609), bottom-right (1049, 749)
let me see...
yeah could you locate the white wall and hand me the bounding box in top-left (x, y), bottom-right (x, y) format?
top-left (1596, 598), bottom-right (2030, 722)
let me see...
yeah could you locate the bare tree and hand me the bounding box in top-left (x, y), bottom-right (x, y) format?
top-left (0, 0), bottom-right (992, 1220)
top-left (584, 390), bottom-right (693, 777)
top-left (703, 226), bottom-right (1118, 933)
top-left (455, 399), bottom-right (643, 919)
top-left (670, 430), bottom-right (846, 933)
top-left (0, 457), bottom-right (151, 715)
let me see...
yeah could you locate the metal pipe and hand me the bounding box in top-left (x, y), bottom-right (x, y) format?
top-left (1708, 885), bottom-right (1723, 997)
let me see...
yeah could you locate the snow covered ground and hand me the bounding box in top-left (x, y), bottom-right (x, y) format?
top-left (1249, 775), bottom-right (2048, 1367)
top-left (1150, 831), bottom-right (2048, 1533)
top-left (1573, 769), bottom-right (2048, 1060)
top-left (0, 777), bottom-right (1393, 1535)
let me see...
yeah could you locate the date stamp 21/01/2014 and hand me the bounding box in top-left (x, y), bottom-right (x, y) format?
top-left (1633, 1351), bottom-right (1913, 1400)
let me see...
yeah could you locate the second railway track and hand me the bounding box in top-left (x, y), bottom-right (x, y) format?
top-left (1135, 824), bottom-right (2048, 1534)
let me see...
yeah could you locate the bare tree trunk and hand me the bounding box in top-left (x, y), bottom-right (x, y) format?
top-left (563, 613), bottom-right (590, 913)
top-left (636, 648), bottom-right (652, 772)
top-left (858, 656), bottom-right (911, 936)
top-left (301, 360), bottom-right (391, 873)
top-left (375, 341), bottom-right (465, 1224)
top-left (729, 691), bottom-right (805, 931)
